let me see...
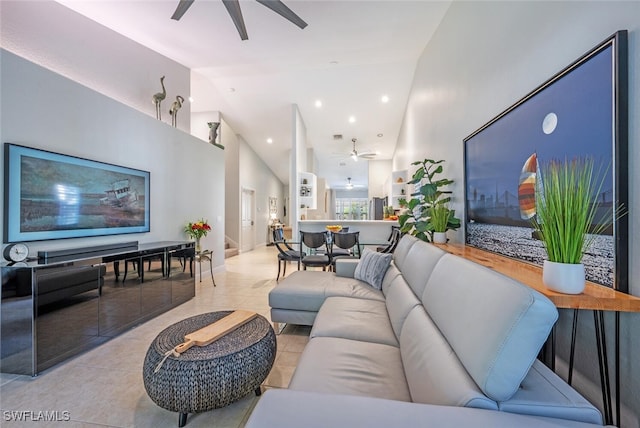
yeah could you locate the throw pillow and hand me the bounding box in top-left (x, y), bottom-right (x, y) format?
top-left (354, 248), bottom-right (392, 290)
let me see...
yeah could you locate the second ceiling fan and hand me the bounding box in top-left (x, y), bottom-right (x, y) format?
top-left (171, 0), bottom-right (308, 40)
top-left (349, 138), bottom-right (377, 162)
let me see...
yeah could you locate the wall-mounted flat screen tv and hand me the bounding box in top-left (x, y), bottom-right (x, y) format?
top-left (463, 31), bottom-right (628, 292)
top-left (4, 143), bottom-right (150, 242)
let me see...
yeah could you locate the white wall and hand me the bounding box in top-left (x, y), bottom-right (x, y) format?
top-left (291, 105), bottom-right (308, 238)
top-left (394, 1), bottom-right (640, 424)
top-left (0, 1), bottom-right (191, 132)
top-left (238, 136), bottom-right (285, 247)
top-left (191, 111), bottom-right (221, 143)
top-left (368, 159), bottom-right (392, 198)
top-left (1, 50), bottom-right (225, 269)
top-left (224, 119), bottom-right (241, 248)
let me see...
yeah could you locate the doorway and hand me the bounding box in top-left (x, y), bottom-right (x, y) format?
top-left (241, 188), bottom-right (255, 252)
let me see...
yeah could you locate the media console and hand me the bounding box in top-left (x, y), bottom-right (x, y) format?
top-left (0, 241), bottom-right (195, 376)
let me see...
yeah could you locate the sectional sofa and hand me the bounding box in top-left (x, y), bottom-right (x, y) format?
top-left (249, 235), bottom-right (605, 427)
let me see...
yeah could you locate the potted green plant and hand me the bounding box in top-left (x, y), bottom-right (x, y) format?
top-left (532, 157), bottom-right (616, 294)
top-left (429, 202), bottom-right (453, 244)
top-left (398, 159), bottom-right (460, 242)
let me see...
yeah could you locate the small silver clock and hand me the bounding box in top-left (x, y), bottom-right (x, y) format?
top-left (3, 243), bottom-right (29, 262)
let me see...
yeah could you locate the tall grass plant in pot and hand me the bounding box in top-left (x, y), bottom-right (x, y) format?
top-left (532, 157), bottom-right (613, 294)
top-left (430, 203), bottom-right (452, 244)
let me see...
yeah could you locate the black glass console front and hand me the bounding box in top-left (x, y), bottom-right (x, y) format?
top-left (0, 241), bottom-right (195, 375)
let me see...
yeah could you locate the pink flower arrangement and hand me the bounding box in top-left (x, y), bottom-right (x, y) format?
top-left (184, 219), bottom-right (211, 240)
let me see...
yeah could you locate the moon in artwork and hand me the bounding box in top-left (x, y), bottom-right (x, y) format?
top-left (542, 112), bottom-right (558, 135)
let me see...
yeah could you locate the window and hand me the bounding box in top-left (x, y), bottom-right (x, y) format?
top-left (335, 198), bottom-right (368, 220)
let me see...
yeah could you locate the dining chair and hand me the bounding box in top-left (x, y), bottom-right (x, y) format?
top-left (377, 226), bottom-right (402, 253)
top-left (299, 231), bottom-right (331, 271)
top-left (273, 229), bottom-right (301, 281)
top-left (330, 231), bottom-right (361, 270)
top-left (274, 228), bottom-right (298, 253)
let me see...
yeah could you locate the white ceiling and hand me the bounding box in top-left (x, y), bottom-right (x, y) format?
top-left (56, 0), bottom-right (451, 190)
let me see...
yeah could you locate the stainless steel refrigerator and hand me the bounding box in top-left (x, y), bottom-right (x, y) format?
top-left (369, 197), bottom-right (386, 220)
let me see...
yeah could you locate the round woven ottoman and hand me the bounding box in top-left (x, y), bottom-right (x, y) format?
top-left (143, 311), bottom-right (276, 427)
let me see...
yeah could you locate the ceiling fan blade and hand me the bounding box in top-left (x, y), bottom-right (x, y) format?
top-left (171, 0), bottom-right (195, 20)
top-left (222, 0), bottom-right (249, 40)
top-left (256, 0), bottom-right (308, 29)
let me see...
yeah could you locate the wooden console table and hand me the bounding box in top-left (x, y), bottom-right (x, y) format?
top-left (438, 243), bottom-right (640, 426)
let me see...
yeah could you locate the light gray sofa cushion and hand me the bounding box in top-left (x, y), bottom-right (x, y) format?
top-left (289, 337), bottom-right (412, 402)
top-left (334, 258), bottom-right (359, 277)
top-left (246, 389), bottom-right (608, 428)
top-left (310, 296), bottom-right (398, 347)
top-left (499, 360), bottom-right (603, 424)
top-left (384, 275), bottom-right (421, 338)
top-left (380, 263), bottom-right (401, 295)
top-left (270, 308), bottom-right (317, 326)
top-left (269, 270), bottom-right (384, 313)
top-left (353, 248), bottom-right (392, 290)
top-left (398, 237), bottom-right (447, 298)
top-left (399, 307), bottom-right (498, 410)
top-left (391, 234), bottom-right (419, 272)
top-left (423, 254), bottom-right (558, 402)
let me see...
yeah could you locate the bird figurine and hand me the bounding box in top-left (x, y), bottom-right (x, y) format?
top-left (152, 76), bottom-right (166, 120)
top-left (169, 95), bottom-right (184, 127)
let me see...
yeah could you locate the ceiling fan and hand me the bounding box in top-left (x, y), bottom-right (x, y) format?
top-left (170, 0), bottom-right (308, 41)
top-left (348, 138), bottom-right (377, 162)
top-left (345, 177), bottom-right (365, 190)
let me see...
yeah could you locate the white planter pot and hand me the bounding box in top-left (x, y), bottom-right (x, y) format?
top-left (542, 260), bottom-right (585, 294)
top-left (432, 232), bottom-right (447, 244)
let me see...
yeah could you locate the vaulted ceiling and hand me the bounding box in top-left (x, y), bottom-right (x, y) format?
top-left (56, 0), bottom-right (451, 190)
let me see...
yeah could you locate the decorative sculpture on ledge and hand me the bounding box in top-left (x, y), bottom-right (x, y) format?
top-left (169, 95), bottom-right (184, 127)
top-left (208, 122), bottom-right (224, 149)
top-left (152, 76), bottom-right (166, 120)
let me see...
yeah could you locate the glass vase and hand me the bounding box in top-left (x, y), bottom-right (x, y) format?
top-left (195, 237), bottom-right (201, 253)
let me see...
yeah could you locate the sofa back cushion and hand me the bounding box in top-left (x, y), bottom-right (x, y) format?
top-left (400, 307), bottom-right (498, 410)
top-left (381, 264), bottom-right (401, 296)
top-left (392, 235), bottom-right (418, 272)
top-left (422, 254), bottom-right (558, 402)
top-left (384, 275), bottom-right (421, 338)
top-left (398, 239), bottom-right (446, 299)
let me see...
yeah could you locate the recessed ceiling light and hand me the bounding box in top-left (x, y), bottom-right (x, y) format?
top-left (348, 116), bottom-right (356, 123)
top-left (267, 138), bottom-right (273, 144)
top-left (229, 88), bottom-right (236, 92)
top-left (381, 95), bottom-right (390, 103)
top-left (377, 133), bottom-right (383, 138)
top-left (188, 96), bottom-right (194, 103)
top-left (330, 60), bottom-right (339, 65)
top-left (315, 100), bottom-right (322, 108)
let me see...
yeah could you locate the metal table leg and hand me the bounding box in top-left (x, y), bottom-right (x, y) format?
top-left (568, 309), bottom-right (579, 385)
top-left (594, 310), bottom-right (613, 425)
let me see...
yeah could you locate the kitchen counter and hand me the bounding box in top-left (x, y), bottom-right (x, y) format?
top-left (298, 220), bottom-right (398, 245)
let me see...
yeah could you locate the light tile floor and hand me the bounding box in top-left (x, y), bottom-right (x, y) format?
top-left (0, 245), bottom-right (309, 427)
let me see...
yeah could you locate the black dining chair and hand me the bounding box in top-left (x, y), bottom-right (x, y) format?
top-left (330, 231), bottom-right (361, 270)
top-left (377, 226), bottom-right (401, 254)
top-left (273, 229), bottom-right (301, 281)
top-left (273, 228), bottom-right (298, 253)
top-left (299, 231), bottom-right (331, 271)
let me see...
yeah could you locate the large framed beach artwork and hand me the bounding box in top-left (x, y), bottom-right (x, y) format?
top-left (4, 143), bottom-right (150, 242)
top-left (463, 31), bottom-right (628, 292)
